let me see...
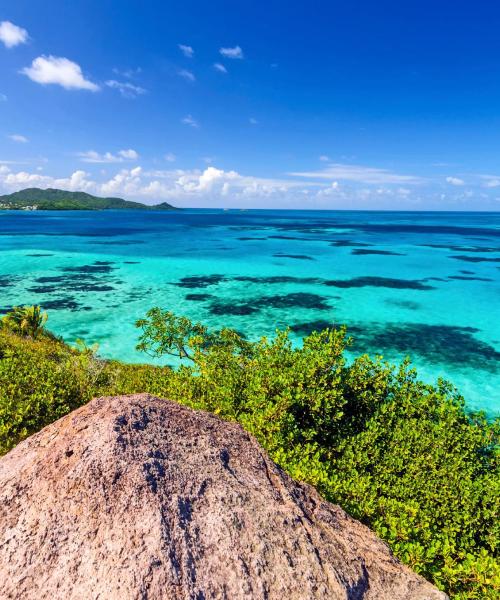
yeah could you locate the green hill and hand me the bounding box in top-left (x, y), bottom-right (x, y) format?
top-left (0, 188), bottom-right (177, 211)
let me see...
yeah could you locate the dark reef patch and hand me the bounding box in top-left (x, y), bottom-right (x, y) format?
top-left (385, 299), bottom-right (422, 310)
top-left (273, 253), bottom-right (315, 260)
top-left (343, 322), bottom-right (500, 372)
top-left (290, 320), bottom-right (336, 336)
top-left (237, 237), bottom-right (268, 241)
top-left (60, 263), bottom-right (115, 274)
top-left (0, 275), bottom-right (16, 288)
top-left (185, 293), bottom-right (213, 301)
top-left (233, 275), bottom-right (320, 284)
top-left (448, 275), bottom-right (493, 282)
top-left (28, 283), bottom-right (115, 293)
top-left (259, 293), bottom-right (330, 310)
top-left (124, 261), bottom-right (140, 264)
top-left (40, 298), bottom-right (81, 311)
top-left (93, 240), bottom-right (144, 246)
top-left (208, 292), bottom-right (331, 317)
top-left (209, 302), bottom-right (258, 316)
top-left (449, 255), bottom-right (500, 263)
top-left (173, 274), bottom-right (226, 288)
top-left (422, 244), bottom-right (500, 253)
top-left (330, 240), bottom-right (372, 247)
top-left (324, 276), bottom-right (435, 290)
top-left (268, 235), bottom-right (310, 241)
top-left (351, 249), bottom-right (404, 256)
top-left (25, 253), bottom-right (54, 257)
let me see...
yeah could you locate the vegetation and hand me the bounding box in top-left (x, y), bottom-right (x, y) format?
top-left (0, 307), bottom-right (498, 598)
top-left (0, 187), bottom-right (177, 210)
top-left (1, 305), bottom-right (48, 339)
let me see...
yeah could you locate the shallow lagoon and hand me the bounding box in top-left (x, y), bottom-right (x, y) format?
top-left (1, 208), bottom-right (499, 415)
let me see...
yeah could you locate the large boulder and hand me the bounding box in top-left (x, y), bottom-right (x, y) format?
top-left (0, 394), bottom-right (447, 599)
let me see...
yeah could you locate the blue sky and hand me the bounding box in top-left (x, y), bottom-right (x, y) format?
top-left (1, 1), bottom-right (500, 209)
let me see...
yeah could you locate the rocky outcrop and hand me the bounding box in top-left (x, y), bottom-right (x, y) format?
top-left (0, 394), bottom-right (447, 599)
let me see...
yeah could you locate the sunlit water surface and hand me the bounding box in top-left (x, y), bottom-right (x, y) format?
top-left (1, 209), bottom-right (499, 415)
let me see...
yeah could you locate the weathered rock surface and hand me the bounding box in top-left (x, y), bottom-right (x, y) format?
top-left (0, 394), bottom-right (447, 600)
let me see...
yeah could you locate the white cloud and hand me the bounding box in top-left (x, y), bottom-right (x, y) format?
top-left (178, 69), bottom-right (195, 82)
top-left (213, 62), bottom-right (227, 73)
top-left (288, 163), bottom-right (423, 185)
top-left (11, 163), bottom-right (496, 209)
top-left (480, 175), bottom-right (500, 188)
top-left (118, 149), bottom-right (139, 160)
top-left (445, 176), bottom-right (465, 186)
top-left (8, 134), bottom-right (28, 143)
top-left (112, 67), bottom-right (142, 78)
top-left (77, 149), bottom-right (139, 163)
top-left (164, 153), bottom-right (176, 162)
top-left (319, 155), bottom-right (330, 162)
top-left (178, 44), bottom-right (194, 58)
top-left (0, 93), bottom-right (7, 102)
top-left (219, 46), bottom-right (243, 59)
top-left (182, 115), bottom-right (198, 128)
top-left (105, 79), bottom-right (146, 98)
top-left (249, 117), bottom-right (258, 125)
top-left (0, 21), bottom-right (28, 48)
top-left (0, 163), bottom-right (323, 207)
top-left (21, 55), bottom-right (99, 91)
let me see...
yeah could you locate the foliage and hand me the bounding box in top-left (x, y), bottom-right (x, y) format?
top-left (1, 305), bottom-right (48, 339)
top-left (0, 187), bottom-right (176, 210)
top-left (0, 309), bottom-right (498, 598)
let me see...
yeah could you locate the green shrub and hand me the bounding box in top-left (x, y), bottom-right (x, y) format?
top-left (0, 309), bottom-right (498, 598)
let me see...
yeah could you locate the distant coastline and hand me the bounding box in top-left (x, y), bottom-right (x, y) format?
top-left (0, 187), bottom-right (177, 211)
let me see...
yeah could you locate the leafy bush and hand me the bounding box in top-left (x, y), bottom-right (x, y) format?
top-left (0, 308), bottom-right (498, 598)
top-left (2, 305), bottom-right (48, 339)
top-left (134, 309), bottom-right (500, 599)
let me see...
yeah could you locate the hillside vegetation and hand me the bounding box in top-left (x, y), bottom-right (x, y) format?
top-left (0, 307), bottom-right (498, 599)
top-left (0, 187), bottom-right (176, 210)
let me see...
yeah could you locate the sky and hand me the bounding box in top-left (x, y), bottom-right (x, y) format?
top-left (1, 0), bottom-right (500, 210)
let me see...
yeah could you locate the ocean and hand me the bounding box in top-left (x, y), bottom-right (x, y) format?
top-left (1, 208), bottom-right (499, 415)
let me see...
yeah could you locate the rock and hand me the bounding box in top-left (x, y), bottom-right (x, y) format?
top-left (0, 394), bottom-right (447, 599)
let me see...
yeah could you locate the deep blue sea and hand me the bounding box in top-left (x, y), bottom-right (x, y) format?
top-left (1, 209), bottom-right (499, 415)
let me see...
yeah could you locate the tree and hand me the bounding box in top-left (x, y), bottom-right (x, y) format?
top-left (2, 306), bottom-right (48, 339)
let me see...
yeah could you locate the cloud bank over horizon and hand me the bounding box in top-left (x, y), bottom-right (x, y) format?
top-left (1, 161), bottom-right (498, 210)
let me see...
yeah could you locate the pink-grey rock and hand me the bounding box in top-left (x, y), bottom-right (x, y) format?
top-left (0, 393), bottom-right (447, 599)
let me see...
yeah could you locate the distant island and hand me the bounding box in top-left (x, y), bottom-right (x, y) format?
top-left (0, 188), bottom-right (177, 211)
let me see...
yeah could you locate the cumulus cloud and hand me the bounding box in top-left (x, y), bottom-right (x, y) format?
top-left (249, 117), bottom-right (258, 125)
top-left (77, 149), bottom-right (139, 163)
top-left (105, 79), bottom-right (146, 98)
top-left (319, 155), bottom-right (330, 162)
top-left (182, 115), bottom-right (198, 128)
top-left (0, 163), bottom-right (324, 207)
top-left (219, 46), bottom-right (243, 59)
top-left (178, 44), bottom-right (194, 58)
top-left (8, 134), bottom-right (28, 143)
top-left (0, 93), bottom-right (7, 101)
top-left (213, 62), bottom-right (227, 73)
top-left (288, 163), bottom-right (423, 185)
top-left (112, 67), bottom-right (142, 78)
top-left (480, 175), bottom-right (500, 188)
top-left (164, 153), bottom-right (176, 162)
top-left (21, 55), bottom-right (99, 91)
top-left (8, 163), bottom-right (490, 209)
top-left (0, 21), bottom-right (28, 48)
top-left (445, 176), bottom-right (465, 186)
top-left (178, 69), bottom-right (195, 82)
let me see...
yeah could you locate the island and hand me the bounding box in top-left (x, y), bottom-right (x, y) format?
top-left (0, 188), bottom-right (177, 211)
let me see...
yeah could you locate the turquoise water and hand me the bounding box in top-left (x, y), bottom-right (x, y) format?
top-left (1, 209), bottom-right (499, 415)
